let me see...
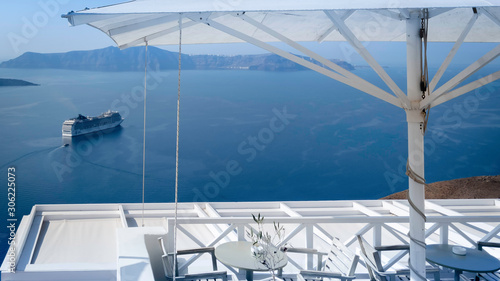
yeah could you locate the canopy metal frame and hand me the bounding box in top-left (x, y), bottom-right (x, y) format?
top-left (63, 4), bottom-right (500, 280)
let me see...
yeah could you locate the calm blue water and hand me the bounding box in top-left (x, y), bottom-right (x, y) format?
top-left (0, 67), bottom-right (499, 259)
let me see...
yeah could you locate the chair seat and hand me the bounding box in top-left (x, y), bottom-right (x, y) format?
top-left (478, 272), bottom-right (500, 281)
top-left (184, 270), bottom-right (228, 280)
top-left (300, 269), bottom-right (344, 279)
top-left (476, 241), bottom-right (500, 281)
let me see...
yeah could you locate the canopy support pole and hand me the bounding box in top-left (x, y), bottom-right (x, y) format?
top-left (119, 19), bottom-right (199, 49)
top-left (421, 43), bottom-right (500, 108)
top-left (429, 12), bottom-right (478, 93)
top-left (109, 14), bottom-right (180, 37)
top-left (236, 13), bottom-right (401, 107)
top-left (199, 17), bottom-right (402, 107)
top-left (317, 10), bottom-right (354, 43)
top-left (324, 10), bottom-right (411, 108)
top-left (430, 69), bottom-right (500, 107)
top-left (406, 15), bottom-right (426, 281)
top-left (482, 7), bottom-right (500, 27)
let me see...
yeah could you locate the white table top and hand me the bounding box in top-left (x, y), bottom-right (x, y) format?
top-left (215, 241), bottom-right (288, 271)
top-left (426, 244), bottom-right (500, 273)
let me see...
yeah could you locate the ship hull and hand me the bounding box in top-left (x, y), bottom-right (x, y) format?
top-left (62, 111), bottom-right (124, 137)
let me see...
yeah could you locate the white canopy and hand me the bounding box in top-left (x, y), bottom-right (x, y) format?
top-left (64, 1), bottom-right (500, 49)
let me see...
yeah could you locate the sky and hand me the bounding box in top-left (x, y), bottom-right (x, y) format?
top-left (0, 1), bottom-right (499, 67)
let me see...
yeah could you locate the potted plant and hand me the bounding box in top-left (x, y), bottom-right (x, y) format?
top-left (247, 213), bottom-right (288, 281)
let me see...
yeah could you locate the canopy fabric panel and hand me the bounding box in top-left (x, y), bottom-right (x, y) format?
top-left (70, 0), bottom-right (500, 13)
top-left (63, 1), bottom-right (500, 48)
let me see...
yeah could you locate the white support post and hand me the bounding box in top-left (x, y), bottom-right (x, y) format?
top-left (406, 15), bottom-right (427, 281)
top-left (374, 224), bottom-right (382, 247)
top-left (306, 224), bottom-right (314, 270)
top-left (167, 218), bottom-right (175, 252)
top-left (440, 224), bottom-right (449, 244)
top-left (238, 224), bottom-right (245, 277)
top-left (238, 224), bottom-right (245, 241)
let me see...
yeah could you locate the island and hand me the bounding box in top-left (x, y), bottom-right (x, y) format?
top-left (0, 78), bottom-right (39, 87)
top-left (0, 46), bottom-right (354, 72)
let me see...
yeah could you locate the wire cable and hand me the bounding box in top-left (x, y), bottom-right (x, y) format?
top-left (172, 13), bottom-right (183, 281)
top-left (141, 41), bottom-right (148, 227)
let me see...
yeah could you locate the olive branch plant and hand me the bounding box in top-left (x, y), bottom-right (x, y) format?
top-left (246, 213), bottom-right (288, 281)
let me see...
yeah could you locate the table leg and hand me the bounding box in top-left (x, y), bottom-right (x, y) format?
top-left (454, 269), bottom-right (463, 281)
top-left (246, 270), bottom-right (253, 281)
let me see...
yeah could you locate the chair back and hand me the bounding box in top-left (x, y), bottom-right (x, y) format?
top-left (325, 237), bottom-right (360, 277)
top-left (356, 235), bottom-right (386, 281)
top-left (356, 235), bottom-right (384, 272)
top-left (158, 237), bottom-right (175, 278)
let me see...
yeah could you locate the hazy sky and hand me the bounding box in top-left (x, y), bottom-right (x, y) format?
top-left (1, 1), bottom-right (498, 67)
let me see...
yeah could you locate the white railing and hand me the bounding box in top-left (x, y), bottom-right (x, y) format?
top-left (17, 200), bottom-right (500, 277)
top-left (164, 215), bottom-right (500, 274)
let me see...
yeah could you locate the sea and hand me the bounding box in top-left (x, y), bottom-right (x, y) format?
top-left (0, 66), bottom-right (499, 261)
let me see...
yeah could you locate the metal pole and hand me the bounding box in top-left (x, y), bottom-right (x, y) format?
top-left (406, 14), bottom-right (426, 281)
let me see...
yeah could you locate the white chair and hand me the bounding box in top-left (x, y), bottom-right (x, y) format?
top-left (288, 237), bottom-right (359, 281)
top-left (357, 235), bottom-right (440, 281)
top-left (158, 237), bottom-right (227, 281)
top-left (477, 241), bottom-right (500, 281)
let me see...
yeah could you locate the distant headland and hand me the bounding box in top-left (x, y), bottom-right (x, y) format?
top-left (0, 46), bottom-right (354, 72)
top-left (0, 78), bottom-right (39, 87)
top-left (381, 175), bottom-right (500, 199)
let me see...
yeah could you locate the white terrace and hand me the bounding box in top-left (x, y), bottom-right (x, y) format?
top-left (2, 199), bottom-right (500, 281)
top-left (58, 2), bottom-right (500, 280)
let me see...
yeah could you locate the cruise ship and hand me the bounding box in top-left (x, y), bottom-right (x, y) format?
top-left (62, 111), bottom-right (124, 137)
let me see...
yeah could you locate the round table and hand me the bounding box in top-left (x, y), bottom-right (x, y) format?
top-left (426, 244), bottom-right (500, 281)
top-left (215, 241), bottom-right (288, 281)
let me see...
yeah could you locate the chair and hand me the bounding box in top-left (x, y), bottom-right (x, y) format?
top-left (288, 237), bottom-right (360, 281)
top-left (477, 241), bottom-right (500, 280)
top-left (356, 235), bottom-right (440, 281)
top-left (158, 237), bottom-right (228, 281)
